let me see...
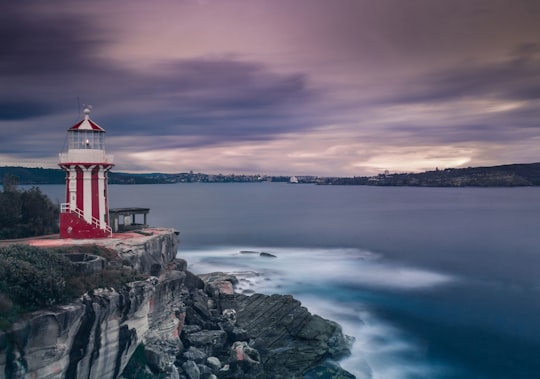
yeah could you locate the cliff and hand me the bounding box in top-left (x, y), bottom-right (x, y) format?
top-left (0, 229), bottom-right (355, 379)
top-left (0, 229), bottom-right (182, 379)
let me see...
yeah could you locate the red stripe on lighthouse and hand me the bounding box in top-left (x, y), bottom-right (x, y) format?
top-left (76, 166), bottom-right (84, 211)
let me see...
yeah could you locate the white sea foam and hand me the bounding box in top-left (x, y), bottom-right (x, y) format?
top-left (180, 246), bottom-right (454, 291)
top-left (297, 294), bottom-right (448, 379)
top-left (179, 246), bottom-right (455, 378)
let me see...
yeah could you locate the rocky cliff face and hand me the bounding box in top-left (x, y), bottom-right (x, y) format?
top-left (0, 229), bottom-right (355, 379)
top-left (175, 274), bottom-right (356, 379)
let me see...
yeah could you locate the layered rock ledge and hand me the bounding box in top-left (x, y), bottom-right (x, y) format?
top-left (0, 229), bottom-right (355, 379)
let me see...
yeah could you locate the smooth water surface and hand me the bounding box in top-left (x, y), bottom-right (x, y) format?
top-left (38, 183), bottom-right (540, 378)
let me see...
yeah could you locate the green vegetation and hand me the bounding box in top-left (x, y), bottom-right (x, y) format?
top-left (0, 244), bottom-right (148, 330)
top-left (0, 245), bottom-right (75, 328)
top-left (0, 174), bottom-right (59, 239)
top-left (318, 163), bottom-right (540, 186)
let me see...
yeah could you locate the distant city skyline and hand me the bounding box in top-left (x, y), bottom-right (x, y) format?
top-left (1, 1), bottom-right (540, 176)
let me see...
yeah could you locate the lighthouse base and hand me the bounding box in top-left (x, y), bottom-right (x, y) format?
top-left (60, 213), bottom-right (111, 239)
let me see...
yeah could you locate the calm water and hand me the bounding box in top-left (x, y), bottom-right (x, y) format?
top-left (38, 183), bottom-right (540, 378)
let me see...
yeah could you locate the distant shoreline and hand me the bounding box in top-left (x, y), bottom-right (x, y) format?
top-left (1, 162), bottom-right (540, 187)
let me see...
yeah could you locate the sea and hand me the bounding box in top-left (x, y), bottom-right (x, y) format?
top-left (36, 183), bottom-right (540, 379)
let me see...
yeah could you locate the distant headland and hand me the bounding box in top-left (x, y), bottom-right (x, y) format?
top-left (1, 162), bottom-right (540, 187)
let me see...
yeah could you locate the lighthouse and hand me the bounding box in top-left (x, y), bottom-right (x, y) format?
top-left (58, 107), bottom-right (114, 238)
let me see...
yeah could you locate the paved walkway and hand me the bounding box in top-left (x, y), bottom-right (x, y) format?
top-left (0, 229), bottom-right (170, 248)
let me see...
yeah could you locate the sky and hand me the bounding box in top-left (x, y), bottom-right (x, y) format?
top-left (1, 0), bottom-right (540, 176)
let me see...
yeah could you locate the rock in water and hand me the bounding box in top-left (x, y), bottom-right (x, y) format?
top-left (232, 293), bottom-right (353, 377)
top-left (304, 360), bottom-right (359, 379)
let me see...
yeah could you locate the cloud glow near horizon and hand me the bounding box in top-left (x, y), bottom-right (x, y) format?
top-left (1, 1), bottom-right (540, 176)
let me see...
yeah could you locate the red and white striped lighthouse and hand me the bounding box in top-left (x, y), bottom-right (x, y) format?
top-left (58, 107), bottom-right (114, 238)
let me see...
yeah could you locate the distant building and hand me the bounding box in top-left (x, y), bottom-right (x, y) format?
top-left (58, 107), bottom-right (114, 238)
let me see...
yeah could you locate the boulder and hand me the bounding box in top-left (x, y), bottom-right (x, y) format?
top-left (199, 272), bottom-right (238, 296)
top-left (182, 347), bottom-right (207, 363)
top-left (304, 360), bottom-right (358, 379)
top-left (185, 271), bottom-right (205, 291)
top-left (222, 309), bottom-right (237, 324)
top-left (228, 327), bottom-right (249, 342)
top-left (182, 360), bottom-right (200, 379)
top-left (184, 330), bottom-right (227, 356)
top-left (196, 363), bottom-right (214, 377)
top-left (145, 345), bottom-right (170, 373)
top-left (230, 341), bottom-right (260, 365)
top-left (232, 293), bottom-right (354, 377)
top-left (225, 341), bottom-right (262, 378)
top-left (206, 356), bottom-right (221, 372)
top-left (184, 290), bottom-right (215, 328)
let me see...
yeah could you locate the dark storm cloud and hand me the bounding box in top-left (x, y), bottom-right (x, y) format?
top-left (364, 42), bottom-right (540, 150)
top-left (0, 3), bottom-right (109, 76)
top-left (383, 122), bottom-right (514, 145)
top-left (3, 1), bottom-right (539, 174)
top-left (87, 58), bottom-right (322, 145)
top-left (0, 3), bottom-right (324, 153)
top-left (147, 59), bottom-right (314, 115)
top-left (150, 59), bottom-right (310, 105)
top-left (0, 3), bottom-right (119, 122)
top-left (390, 43), bottom-right (540, 105)
top-left (1, 57), bottom-right (322, 154)
top-left (0, 101), bottom-right (51, 121)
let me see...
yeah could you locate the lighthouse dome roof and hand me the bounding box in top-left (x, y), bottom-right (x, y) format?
top-left (68, 107), bottom-right (105, 132)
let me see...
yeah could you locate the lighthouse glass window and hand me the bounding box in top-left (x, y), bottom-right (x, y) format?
top-left (69, 131), bottom-right (104, 150)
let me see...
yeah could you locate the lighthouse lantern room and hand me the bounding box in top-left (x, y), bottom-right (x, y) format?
top-left (59, 107), bottom-right (114, 238)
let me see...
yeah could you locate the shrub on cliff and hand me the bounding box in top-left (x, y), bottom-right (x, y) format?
top-left (0, 244), bottom-right (149, 329)
top-left (0, 245), bottom-right (75, 309)
top-left (0, 178), bottom-right (59, 239)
